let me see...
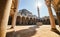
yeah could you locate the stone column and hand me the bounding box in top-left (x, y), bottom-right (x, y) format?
top-left (48, 7), bottom-right (56, 29)
top-left (11, 13), bottom-right (17, 28)
top-left (11, 0), bottom-right (18, 28)
top-left (56, 11), bottom-right (60, 27)
top-left (22, 17), bottom-right (24, 24)
top-left (45, 0), bottom-right (56, 30)
top-left (0, 0), bottom-right (12, 37)
top-left (24, 17), bottom-right (26, 25)
top-left (19, 16), bottom-right (21, 24)
top-left (26, 17), bottom-right (28, 25)
top-left (23, 17), bottom-right (25, 25)
top-left (33, 18), bottom-right (34, 24)
top-left (34, 18), bottom-right (36, 24)
top-left (20, 17), bottom-right (22, 25)
top-left (51, 0), bottom-right (60, 27)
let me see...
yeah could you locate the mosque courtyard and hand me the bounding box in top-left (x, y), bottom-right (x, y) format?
top-left (0, 0), bottom-right (60, 37)
top-left (6, 25), bottom-right (60, 37)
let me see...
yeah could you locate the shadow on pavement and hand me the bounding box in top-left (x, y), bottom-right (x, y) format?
top-left (51, 28), bottom-right (60, 35)
top-left (6, 26), bottom-right (38, 37)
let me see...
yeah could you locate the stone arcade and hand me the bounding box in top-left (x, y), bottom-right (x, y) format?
top-left (0, 0), bottom-right (60, 37)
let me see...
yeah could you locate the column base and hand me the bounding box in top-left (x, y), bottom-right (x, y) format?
top-left (59, 25), bottom-right (60, 27)
top-left (10, 26), bottom-right (14, 29)
top-left (51, 28), bottom-right (60, 35)
top-left (51, 28), bottom-right (57, 31)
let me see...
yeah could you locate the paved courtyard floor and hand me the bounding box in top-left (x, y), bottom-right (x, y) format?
top-left (6, 25), bottom-right (60, 37)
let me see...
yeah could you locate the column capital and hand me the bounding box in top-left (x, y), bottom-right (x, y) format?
top-left (45, 0), bottom-right (51, 7)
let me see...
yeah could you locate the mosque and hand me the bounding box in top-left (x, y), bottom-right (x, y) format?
top-left (0, 0), bottom-right (60, 37)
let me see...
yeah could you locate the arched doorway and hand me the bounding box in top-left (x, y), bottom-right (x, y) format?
top-left (16, 16), bottom-right (20, 25)
top-left (22, 16), bottom-right (26, 25)
top-left (25, 17), bottom-right (29, 25)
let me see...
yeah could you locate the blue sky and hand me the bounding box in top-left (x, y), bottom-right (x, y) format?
top-left (18, 0), bottom-right (56, 17)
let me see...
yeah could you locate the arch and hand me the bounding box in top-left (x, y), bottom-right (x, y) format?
top-left (22, 16), bottom-right (26, 25)
top-left (19, 16), bottom-right (22, 25)
top-left (25, 17), bottom-right (29, 25)
top-left (16, 16), bottom-right (20, 25)
top-left (29, 17), bottom-right (33, 25)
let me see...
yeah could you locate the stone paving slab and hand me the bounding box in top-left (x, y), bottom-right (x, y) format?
top-left (32, 25), bottom-right (60, 37)
top-left (6, 25), bottom-right (60, 37)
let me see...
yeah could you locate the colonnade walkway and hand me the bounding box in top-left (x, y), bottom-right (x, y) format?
top-left (6, 25), bottom-right (60, 37)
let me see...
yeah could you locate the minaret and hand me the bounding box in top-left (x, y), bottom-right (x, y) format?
top-left (37, 6), bottom-right (40, 19)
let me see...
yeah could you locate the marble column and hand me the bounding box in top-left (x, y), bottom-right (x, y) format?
top-left (26, 17), bottom-right (29, 25)
top-left (19, 16), bottom-right (21, 25)
top-left (0, 0), bottom-right (12, 37)
top-left (34, 18), bottom-right (36, 24)
top-left (51, 0), bottom-right (60, 27)
top-left (23, 17), bottom-right (25, 25)
top-left (56, 11), bottom-right (60, 27)
top-left (32, 18), bottom-right (34, 24)
top-left (20, 17), bottom-right (22, 25)
top-left (48, 7), bottom-right (56, 29)
top-left (45, 0), bottom-right (56, 29)
top-left (11, 0), bottom-right (18, 28)
top-left (25, 17), bottom-right (26, 25)
top-left (11, 13), bottom-right (17, 28)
